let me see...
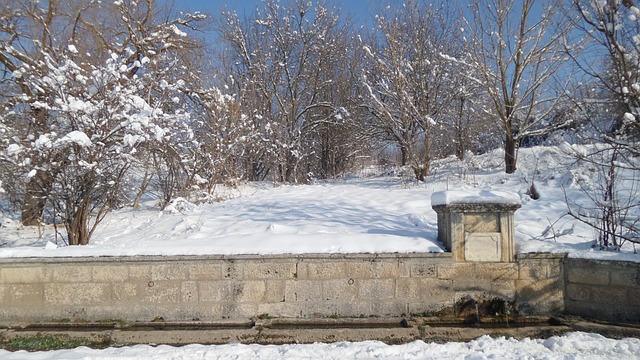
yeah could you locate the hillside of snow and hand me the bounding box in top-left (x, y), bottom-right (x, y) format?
top-left (0, 145), bottom-right (638, 262)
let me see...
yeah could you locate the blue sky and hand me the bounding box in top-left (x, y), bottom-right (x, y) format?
top-left (168, 0), bottom-right (378, 28)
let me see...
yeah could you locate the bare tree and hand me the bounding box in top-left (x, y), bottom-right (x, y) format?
top-left (216, 0), bottom-right (354, 183)
top-left (361, 1), bottom-right (458, 181)
top-left (570, 0), bottom-right (640, 140)
top-left (462, 0), bottom-right (570, 173)
top-left (561, 1), bottom-right (640, 251)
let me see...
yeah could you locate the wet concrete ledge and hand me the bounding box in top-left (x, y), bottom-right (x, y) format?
top-left (1, 316), bottom-right (639, 347)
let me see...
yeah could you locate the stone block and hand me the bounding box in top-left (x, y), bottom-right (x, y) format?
top-left (452, 278), bottom-right (492, 292)
top-left (345, 261), bottom-right (409, 279)
top-left (264, 280), bottom-right (286, 303)
top-left (181, 281), bottom-right (198, 302)
top-left (564, 299), bottom-right (597, 317)
top-left (92, 266), bottom-right (129, 282)
top-left (142, 281), bottom-right (180, 303)
top-left (357, 279), bottom-right (395, 300)
top-left (51, 265), bottom-right (93, 282)
top-left (589, 285), bottom-right (626, 304)
top-left (6, 284), bottom-right (43, 307)
top-left (128, 265), bottom-right (151, 280)
top-left (610, 305), bottom-right (640, 324)
top-left (172, 305), bottom-right (211, 321)
top-left (199, 281), bottom-right (227, 302)
top-left (566, 283), bottom-right (590, 302)
top-left (333, 302), bottom-right (373, 318)
top-left (627, 287), bottom-right (640, 307)
top-left (410, 263), bottom-right (437, 277)
top-left (408, 302), bottom-right (451, 316)
top-left (306, 262), bottom-right (346, 279)
top-left (112, 282), bottom-right (138, 302)
top-left (151, 264), bottom-right (188, 281)
top-left (438, 263), bottom-right (518, 280)
top-left (222, 260), bottom-right (242, 279)
top-left (516, 279), bottom-right (564, 314)
top-left (490, 280), bottom-right (517, 298)
top-left (396, 278), bottom-right (452, 302)
top-left (203, 304), bottom-right (224, 319)
top-left (244, 263), bottom-right (296, 279)
top-left (285, 280), bottom-right (322, 302)
top-left (450, 213), bottom-right (465, 262)
top-left (257, 302), bottom-right (303, 318)
top-left (547, 261), bottom-right (562, 278)
top-left (1, 267), bottom-right (48, 283)
top-left (464, 213), bottom-right (499, 232)
top-left (188, 264), bottom-right (222, 280)
top-left (220, 303), bottom-right (257, 319)
top-left (369, 302), bottom-right (407, 317)
top-left (465, 233), bottom-right (501, 262)
top-left (44, 283), bottom-right (110, 305)
top-left (610, 269), bottom-right (640, 287)
top-left (518, 261), bottom-right (550, 280)
top-left (322, 278), bottom-right (357, 302)
top-left (567, 267), bottom-right (609, 285)
top-left (227, 280), bottom-right (265, 303)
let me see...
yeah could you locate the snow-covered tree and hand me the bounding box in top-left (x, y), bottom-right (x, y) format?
top-left (361, 1), bottom-right (459, 180)
top-left (0, 0), bottom-right (206, 244)
top-left (217, 0), bottom-right (355, 183)
top-left (10, 54), bottom-right (191, 245)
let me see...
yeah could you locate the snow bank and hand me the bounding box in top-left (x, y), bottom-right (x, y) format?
top-left (0, 332), bottom-right (637, 359)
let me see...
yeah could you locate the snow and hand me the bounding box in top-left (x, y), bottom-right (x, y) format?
top-left (57, 130), bottom-right (92, 147)
top-left (431, 190), bottom-right (521, 207)
top-left (0, 148), bottom-right (637, 357)
top-left (0, 145), bottom-right (638, 262)
top-left (5, 143), bottom-right (21, 156)
top-left (0, 332), bottom-right (638, 359)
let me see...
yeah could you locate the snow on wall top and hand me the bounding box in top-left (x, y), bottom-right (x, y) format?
top-left (431, 190), bottom-right (521, 207)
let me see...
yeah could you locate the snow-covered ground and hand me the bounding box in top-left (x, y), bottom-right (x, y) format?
top-left (1, 145), bottom-right (639, 358)
top-left (1, 332), bottom-right (639, 359)
top-left (0, 145), bottom-right (638, 262)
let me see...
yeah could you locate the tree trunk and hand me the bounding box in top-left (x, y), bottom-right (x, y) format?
top-left (21, 171), bottom-right (53, 226)
top-left (133, 171), bottom-right (152, 208)
top-left (21, 107), bottom-right (52, 226)
top-left (21, 180), bottom-right (47, 226)
top-left (455, 97), bottom-right (466, 161)
top-left (414, 133), bottom-right (431, 181)
top-left (67, 201), bottom-right (90, 246)
top-left (400, 144), bottom-right (410, 166)
top-left (505, 133), bottom-right (517, 174)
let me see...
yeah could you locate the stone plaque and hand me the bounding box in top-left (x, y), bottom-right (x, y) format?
top-left (464, 213), bottom-right (499, 232)
top-left (464, 232), bottom-right (502, 262)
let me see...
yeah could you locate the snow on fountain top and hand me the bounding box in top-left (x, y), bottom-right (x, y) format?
top-left (431, 190), bottom-right (521, 208)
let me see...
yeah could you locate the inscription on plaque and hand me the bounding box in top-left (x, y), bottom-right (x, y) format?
top-left (464, 232), bottom-right (502, 262)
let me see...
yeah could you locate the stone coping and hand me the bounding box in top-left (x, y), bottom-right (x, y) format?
top-left (431, 203), bottom-right (522, 212)
top-left (0, 252), bottom-right (453, 264)
top-left (516, 253), bottom-right (568, 260)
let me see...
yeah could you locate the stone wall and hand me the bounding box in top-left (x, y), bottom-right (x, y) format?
top-left (0, 253), bottom-right (565, 323)
top-left (564, 258), bottom-right (640, 323)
